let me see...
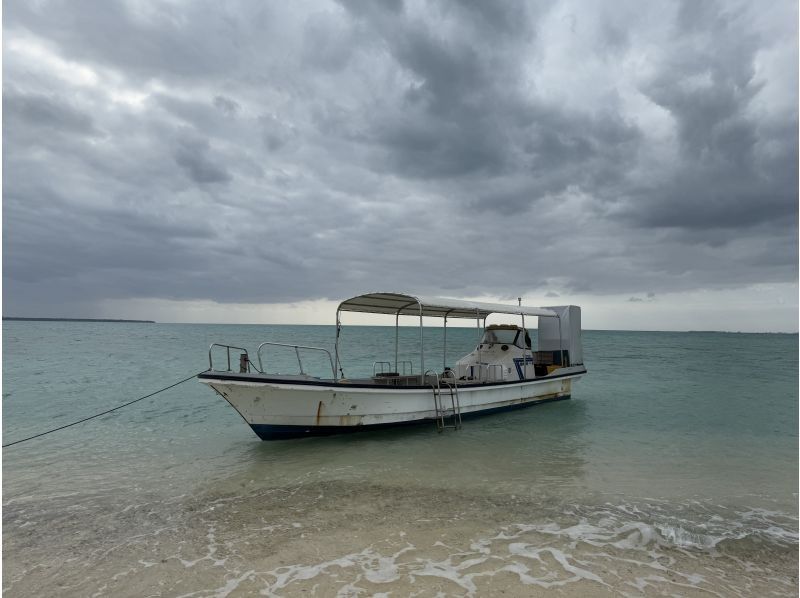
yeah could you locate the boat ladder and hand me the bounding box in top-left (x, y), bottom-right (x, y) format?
top-left (426, 371), bottom-right (462, 432)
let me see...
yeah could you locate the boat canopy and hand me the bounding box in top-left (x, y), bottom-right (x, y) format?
top-left (337, 292), bottom-right (558, 319)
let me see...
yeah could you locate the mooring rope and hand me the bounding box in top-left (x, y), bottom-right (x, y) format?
top-left (2, 371), bottom-right (205, 448)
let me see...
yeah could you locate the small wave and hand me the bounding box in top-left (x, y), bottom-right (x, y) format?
top-left (656, 523), bottom-right (734, 550)
top-left (4, 480), bottom-right (797, 598)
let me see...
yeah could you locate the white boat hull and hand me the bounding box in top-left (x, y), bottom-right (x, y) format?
top-left (198, 367), bottom-right (586, 440)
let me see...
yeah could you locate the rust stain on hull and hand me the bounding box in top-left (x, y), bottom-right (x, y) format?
top-left (338, 414), bottom-right (363, 426)
top-left (315, 400), bottom-right (323, 425)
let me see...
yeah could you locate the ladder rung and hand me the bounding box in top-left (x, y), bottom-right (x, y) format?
top-left (430, 373), bottom-right (462, 432)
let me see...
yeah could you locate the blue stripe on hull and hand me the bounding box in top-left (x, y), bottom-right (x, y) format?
top-left (249, 394), bottom-right (571, 440)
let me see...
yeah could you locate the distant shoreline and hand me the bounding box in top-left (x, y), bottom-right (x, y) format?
top-left (3, 317), bottom-right (156, 323)
top-left (2, 319), bottom-right (794, 333)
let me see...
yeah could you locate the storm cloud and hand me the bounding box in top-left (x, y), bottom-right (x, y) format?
top-left (3, 0), bottom-right (797, 324)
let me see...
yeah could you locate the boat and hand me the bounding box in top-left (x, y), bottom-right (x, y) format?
top-left (198, 292), bottom-right (587, 440)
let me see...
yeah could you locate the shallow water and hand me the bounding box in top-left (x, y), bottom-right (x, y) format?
top-left (3, 322), bottom-right (798, 596)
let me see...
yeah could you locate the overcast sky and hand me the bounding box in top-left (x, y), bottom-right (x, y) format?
top-left (3, 0), bottom-right (798, 331)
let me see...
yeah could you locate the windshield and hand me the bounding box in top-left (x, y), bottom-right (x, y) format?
top-left (482, 329), bottom-right (519, 345)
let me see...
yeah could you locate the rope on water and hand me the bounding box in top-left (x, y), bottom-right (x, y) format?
top-left (3, 371), bottom-right (205, 448)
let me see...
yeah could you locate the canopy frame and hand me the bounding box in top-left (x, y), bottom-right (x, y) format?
top-left (333, 293), bottom-right (562, 383)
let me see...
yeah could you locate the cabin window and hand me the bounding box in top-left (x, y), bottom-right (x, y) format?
top-left (483, 329), bottom-right (519, 346)
top-left (481, 328), bottom-right (532, 349)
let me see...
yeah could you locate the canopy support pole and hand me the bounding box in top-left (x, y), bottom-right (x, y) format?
top-left (443, 313), bottom-right (450, 371)
top-left (419, 303), bottom-right (424, 381)
top-left (334, 309), bottom-right (341, 382)
top-left (395, 311), bottom-right (400, 373)
top-left (558, 314), bottom-right (564, 367)
top-left (476, 309), bottom-right (482, 381)
top-left (520, 298), bottom-right (527, 380)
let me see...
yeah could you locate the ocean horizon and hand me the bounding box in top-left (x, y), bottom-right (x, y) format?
top-left (7, 316), bottom-right (796, 334)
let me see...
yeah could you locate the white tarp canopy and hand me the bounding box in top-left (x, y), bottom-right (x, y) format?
top-left (337, 292), bottom-right (558, 319)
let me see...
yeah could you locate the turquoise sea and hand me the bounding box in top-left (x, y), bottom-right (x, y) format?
top-left (3, 322), bottom-right (798, 596)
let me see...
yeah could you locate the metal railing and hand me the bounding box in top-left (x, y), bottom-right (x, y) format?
top-left (208, 343), bottom-right (253, 372)
top-left (373, 360), bottom-right (414, 376)
top-left (256, 341), bottom-right (336, 379)
top-left (441, 368), bottom-right (458, 383)
top-left (373, 361), bottom-right (393, 376)
top-left (455, 362), bottom-right (508, 382)
top-left (486, 363), bottom-right (504, 382)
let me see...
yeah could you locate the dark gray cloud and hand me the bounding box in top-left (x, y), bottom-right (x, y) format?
top-left (623, 0), bottom-right (797, 233)
top-left (4, 86), bottom-right (100, 137)
top-left (173, 131), bottom-right (232, 184)
top-left (213, 95), bottom-right (240, 116)
top-left (2, 0), bottom-right (797, 321)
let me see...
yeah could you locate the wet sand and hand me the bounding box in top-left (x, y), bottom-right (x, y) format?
top-left (4, 480), bottom-right (797, 597)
